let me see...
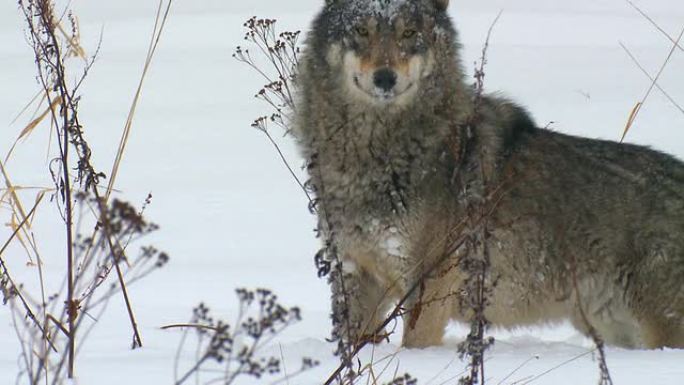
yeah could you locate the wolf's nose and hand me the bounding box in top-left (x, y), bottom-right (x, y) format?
top-left (373, 68), bottom-right (397, 92)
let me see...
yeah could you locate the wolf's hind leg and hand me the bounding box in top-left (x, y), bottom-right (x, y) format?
top-left (631, 244), bottom-right (684, 349)
top-left (569, 310), bottom-right (641, 349)
top-left (639, 317), bottom-right (684, 349)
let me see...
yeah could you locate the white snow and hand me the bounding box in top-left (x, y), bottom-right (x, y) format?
top-left (1, 0), bottom-right (684, 384)
top-left (383, 229), bottom-right (403, 257)
top-left (355, 0), bottom-right (413, 21)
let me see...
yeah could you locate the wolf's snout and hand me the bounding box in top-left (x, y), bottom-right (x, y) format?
top-left (373, 68), bottom-right (397, 92)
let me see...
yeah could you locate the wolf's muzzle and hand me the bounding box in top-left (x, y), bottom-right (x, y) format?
top-left (373, 68), bottom-right (398, 92)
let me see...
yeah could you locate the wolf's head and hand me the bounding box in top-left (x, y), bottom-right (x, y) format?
top-left (307, 0), bottom-right (457, 109)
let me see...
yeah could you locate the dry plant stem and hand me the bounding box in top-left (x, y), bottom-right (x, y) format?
top-left (175, 355), bottom-right (210, 385)
top-left (0, 202), bottom-right (57, 353)
top-left (513, 349), bottom-right (596, 385)
top-left (172, 324), bottom-right (191, 383)
top-left (19, 0), bottom-right (83, 375)
top-left (60, 0), bottom-right (174, 345)
top-left (20, 0), bottom-right (148, 373)
top-left (0, 158), bottom-right (42, 265)
top-left (235, 18), bottom-right (356, 382)
top-left (570, 261), bottom-right (614, 385)
top-left (494, 355), bottom-right (539, 385)
top-left (619, 42), bottom-right (684, 115)
top-left (105, 0), bottom-right (174, 201)
top-left (11, 307), bottom-right (38, 384)
top-left (620, 24), bottom-right (684, 142)
top-left (32, 2), bottom-right (80, 376)
top-left (170, 292), bottom-right (306, 385)
top-left (261, 125), bottom-right (312, 203)
top-left (626, 0), bottom-right (684, 52)
top-left (161, 323), bottom-right (221, 332)
top-left (10, 2), bottom-right (170, 383)
top-left (98, 199), bottom-right (143, 348)
top-left (458, 11), bottom-right (502, 385)
top-left (64, 2), bottom-right (173, 347)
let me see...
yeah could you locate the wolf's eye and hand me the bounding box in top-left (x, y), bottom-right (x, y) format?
top-left (402, 29), bottom-right (417, 38)
top-left (356, 26), bottom-right (369, 37)
top-left (402, 29), bottom-right (417, 39)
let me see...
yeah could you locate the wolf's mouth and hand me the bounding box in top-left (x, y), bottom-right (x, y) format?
top-left (353, 76), bottom-right (414, 102)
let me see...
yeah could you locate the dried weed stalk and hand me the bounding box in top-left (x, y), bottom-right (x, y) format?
top-left (1, 1), bottom-right (172, 383)
top-left (234, 17), bottom-right (362, 382)
top-left (454, 12), bottom-right (502, 385)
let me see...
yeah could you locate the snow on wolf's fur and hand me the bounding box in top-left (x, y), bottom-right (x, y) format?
top-left (333, 0), bottom-right (423, 22)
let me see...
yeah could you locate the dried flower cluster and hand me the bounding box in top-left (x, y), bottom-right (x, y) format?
top-left (172, 289), bottom-right (318, 385)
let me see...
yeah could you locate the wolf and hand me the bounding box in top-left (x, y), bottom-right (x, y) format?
top-left (293, 0), bottom-right (684, 349)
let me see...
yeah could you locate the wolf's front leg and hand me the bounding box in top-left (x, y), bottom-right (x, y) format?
top-left (401, 253), bottom-right (462, 348)
top-left (330, 261), bottom-right (394, 346)
top-left (401, 275), bottom-right (453, 348)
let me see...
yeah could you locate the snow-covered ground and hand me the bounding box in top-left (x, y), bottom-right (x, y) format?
top-left (1, 0), bottom-right (683, 384)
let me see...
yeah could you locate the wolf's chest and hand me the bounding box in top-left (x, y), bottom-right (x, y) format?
top-left (315, 146), bottom-right (416, 219)
top-left (339, 216), bottom-right (410, 284)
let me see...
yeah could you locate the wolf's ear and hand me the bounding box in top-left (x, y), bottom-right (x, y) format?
top-left (433, 0), bottom-right (449, 11)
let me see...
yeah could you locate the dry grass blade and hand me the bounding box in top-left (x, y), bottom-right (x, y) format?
top-left (9, 89), bottom-right (44, 126)
top-left (0, 161), bottom-right (33, 232)
top-left (620, 102), bottom-right (643, 143)
top-left (0, 161), bottom-right (46, 267)
top-left (5, 95), bottom-right (63, 164)
top-left (105, 0), bottom-right (174, 202)
top-left (19, 95), bottom-right (63, 141)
